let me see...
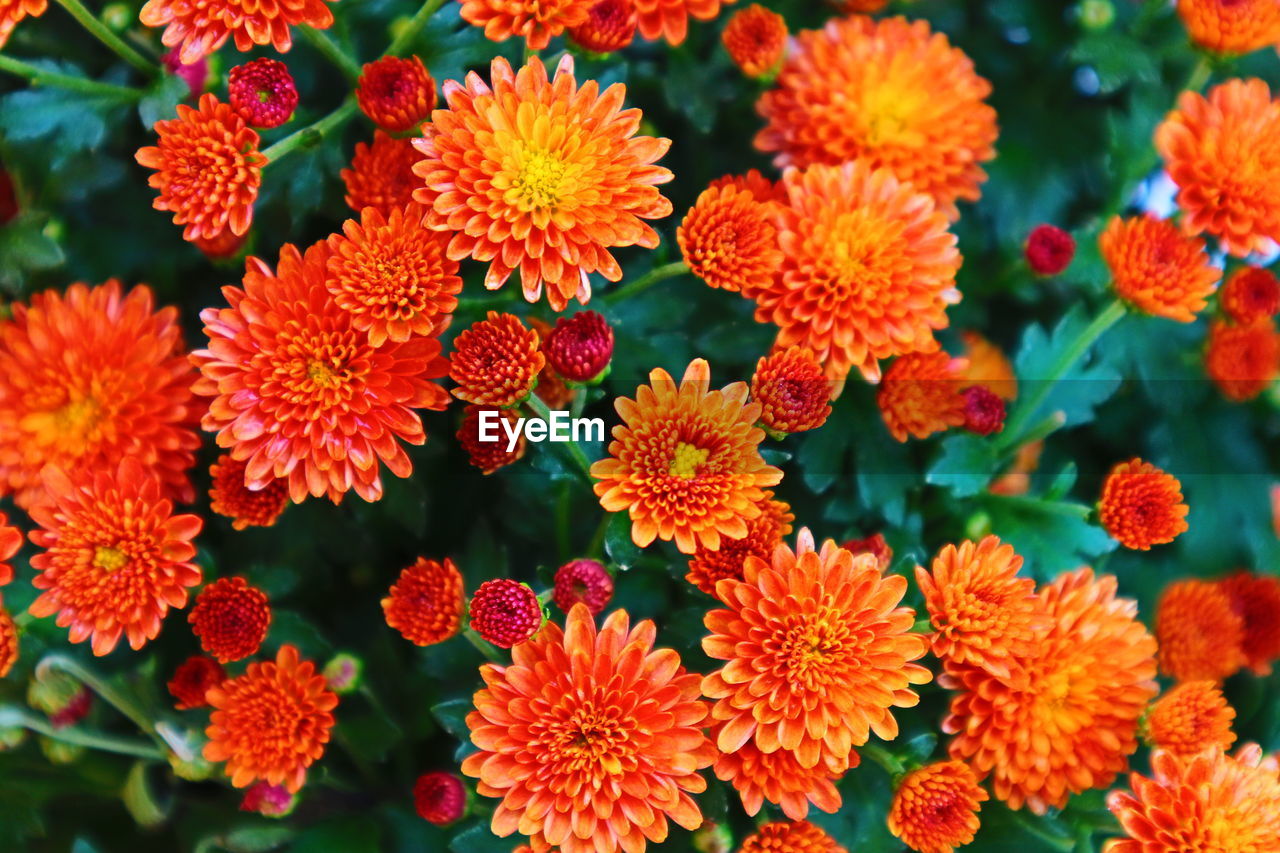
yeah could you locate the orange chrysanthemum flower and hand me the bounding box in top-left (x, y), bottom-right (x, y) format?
top-left (1155, 79), bottom-right (1280, 258)
top-left (204, 644), bottom-right (338, 792)
top-left (1219, 266), bottom-right (1280, 325)
top-left (1176, 0), bottom-right (1280, 55)
top-left (0, 281), bottom-right (200, 510)
top-left (569, 0), bottom-right (637, 53)
top-left (136, 94), bottom-right (266, 242)
top-left (356, 55), bottom-right (436, 133)
top-left (139, 0), bottom-right (335, 64)
top-left (677, 182), bottom-right (783, 296)
top-left (381, 557), bottom-right (464, 646)
top-left (450, 312), bottom-right (544, 407)
top-left (458, 406), bottom-right (527, 474)
top-left (168, 655), bottom-right (227, 710)
top-left (755, 162), bottom-right (961, 383)
top-left (722, 5), bottom-right (787, 78)
top-left (704, 529), bottom-right (931, 768)
top-left (462, 604), bottom-right (716, 853)
top-left (711, 168), bottom-right (787, 205)
top-left (1105, 745), bottom-right (1280, 852)
top-left (877, 352), bottom-right (968, 442)
top-left (1144, 680), bottom-right (1236, 759)
top-left (27, 458), bottom-right (203, 656)
top-left (0, 604), bottom-right (17, 678)
top-left (460, 0), bottom-right (591, 49)
top-left (325, 203), bottom-right (461, 346)
top-left (738, 820), bottom-right (847, 853)
top-left (960, 331), bottom-right (1017, 401)
top-left (1098, 458), bottom-right (1189, 550)
top-left (1156, 578), bottom-right (1246, 682)
top-left (341, 131), bottom-right (421, 217)
top-left (412, 56), bottom-right (673, 310)
top-left (1099, 215), bottom-right (1219, 322)
top-left (684, 492), bottom-right (792, 596)
top-left (209, 454), bottom-right (288, 532)
top-left (944, 569), bottom-right (1158, 814)
top-left (189, 577), bottom-right (271, 663)
top-left (0, 512), bottom-right (21, 587)
top-left (1216, 570), bottom-right (1280, 674)
top-left (0, 0), bottom-right (45, 49)
top-left (750, 347), bottom-right (832, 435)
top-left (843, 532), bottom-right (892, 571)
top-left (632, 0), bottom-right (727, 45)
top-left (1205, 318), bottom-right (1280, 401)
top-left (888, 760), bottom-right (988, 853)
top-left (590, 358), bottom-right (782, 554)
top-left (756, 15), bottom-right (997, 219)
top-left (834, 0), bottom-right (887, 10)
top-left (915, 536), bottom-right (1044, 679)
top-left (713, 726), bottom-right (847, 820)
top-left (192, 240), bottom-right (451, 504)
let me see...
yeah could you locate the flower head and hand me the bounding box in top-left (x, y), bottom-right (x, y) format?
top-left (750, 347), bottom-right (832, 435)
top-left (755, 161), bottom-right (962, 383)
top-left (1220, 266), bottom-right (1280, 325)
top-left (738, 821), bottom-right (847, 853)
top-left (342, 131), bottom-right (421, 217)
top-left (458, 406), bottom-right (526, 474)
top-left (450, 312), bottom-right (545, 407)
top-left (0, 0), bottom-right (45, 49)
top-left (168, 655), bottom-right (227, 710)
top-left (462, 604), bottom-right (715, 853)
top-left (204, 644), bottom-right (338, 792)
top-left (1100, 215), bottom-right (1219, 322)
top-left (1155, 79), bottom-right (1280, 257)
top-left (0, 281), bottom-right (201, 510)
top-left (412, 56), bottom-right (673, 310)
top-left (162, 48), bottom-right (209, 97)
top-left (139, 0), bottom-right (335, 64)
top-left (192, 240), bottom-right (451, 504)
top-left (189, 577), bottom-right (271, 663)
top-left (469, 579), bottom-right (543, 648)
top-left (192, 227), bottom-right (248, 259)
top-left (228, 58), bottom-right (298, 128)
top-left (632, 0), bottom-right (727, 45)
top-left (28, 459), bottom-right (203, 656)
top-left (0, 512), bottom-right (21, 587)
top-left (591, 358), bottom-right (783, 554)
top-left (240, 782), bottom-right (296, 817)
top-left (888, 760), bottom-right (988, 853)
top-left (678, 181), bottom-right (783, 296)
top-left (1156, 578), bottom-right (1246, 682)
top-left (960, 330), bottom-right (1017, 401)
top-left (1216, 570), bottom-right (1280, 674)
top-left (878, 352), bottom-right (968, 442)
top-left (1144, 680), bottom-right (1236, 759)
top-left (1176, 0), bottom-right (1280, 55)
top-left (1025, 224), bottom-right (1076, 276)
top-left (544, 311), bottom-right (614, 383)
top-left (1205, 318), bottom-right (1280, 401)
top-left (209, 454), bottom-right (289, 531)
top-left (382, 557), bottom-right (464, 646)
top-left (685, 492), bottom-right (792, 596)
top-left (356, 56), bottom-right (436, 133)
top-left (568, 0), bottom-right (636, 53)
top-left (0, 604), bottom-right (16, 678)
top-left (756, 15), bottom-right (997, 218)
top-left (842, 532), bottom-right (892, 571)
top-left (461, 0), bottom-right (591, 49)
top-left (723, 5), bottom-right (787, 78)
top-left (414, 771), bottom-right (466, 825)
top-left (552, 558), bottom-right (613, 614)
top-left (961, 385), bottom-right (1005, 435)
top-left (136, 94), bottom-right (265, 242)
top-left (1099, 458), bottom-right (1189, 550)
top-left (714, 731), bottom-right (847, 820)
top-left (322, 653), bottom-right (362, 694)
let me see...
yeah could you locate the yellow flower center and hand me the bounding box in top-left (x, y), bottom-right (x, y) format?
top-left (668, 442), bottom-right (709, 479)
top-left (513, 147), bottom-right (568, 211)
top-left (93, 546), bottom-right (128, 572)
top-left (307, 360), bottom-right (339, 388)
top-left (859, 80), bottom-right (927, 146)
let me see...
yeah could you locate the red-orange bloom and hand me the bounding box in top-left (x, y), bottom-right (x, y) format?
top-left (325, 203), bottom-right (461, 346)
top-left (450, 312), bottom-right (545, 407)
top-left (209, 454), bottom-right (288, 531)
top-left (738, 820), bottom-right (847, 853)
top-left (1205, 318), bottom-right (1280, 401)
top-left (755, 161), bottom-right (961, 383)
top-left (1220, 266), bottom-right (1280, 325)
top-left (1098, 458), bottom-right (1189, 550)
top-left (915, 536), bottom-right (1044, 679)
top-left (722, 5), bottom-right (787, 78)
top-left (462, 604), bottom-right (716, 853)
top-left (1106, 745), bottom-right (1280, 852)
top-left (877, 352), bottom-right (968, 442)
top-left (1176, 0), bottom-right (1280, 55)
top-left (944, 569), bottom-right (1158, 814)
top-left (1156, 578), bottom-right (1246, 682)
top-left (458, 406), bottom-right (526, 474)
top-left (140, 0), bottom-right (335, 64)
top-left (0, 512), bottom-right (21, 587)
top-left (0, 604), bottom-right (16, 678)
top-left (342, 131), bottom-right (421, 217)
top-left (460, 0), bottom-right (591, 49)
top-left (0, 281), bottom-right (201, 510)
top-left (713, 731), bottom-right (847, 820)
top-left (756, 15), bottom-right (997, 219)
top-left (189, 577), bottom-right (271, 663)
top-left (136, 94), bottom-right (266, 242)
top-left (1216, 570), bottom-right (1280, 674)
top-left (704, 530), bottom-right (931, 768)
top-left (1143, 680), bottom-right (1236, 759)
top-left (751, 347), bottom-right (832, 435)
top-left (356, 56), bottom-right (436, 133)
top-left (412, 56), bottom-right (673, 310)
top-left (1099, 215), bottom-right (1219, 322)
top-left (677, 181), bottom-right (783, 297)
top-left (591, 358), bottom-right (783, 554)
top-left (568, 0), bottom-right (636, 53)
top-left (888, 760), bottom-right (988, 853)
top-left (192, 241), bottom-right (451, 504)
top-left (632, 0), bottom-right (727, 45)
top-left (960, 330), bottom-right (1017, 401)
top-left (1155, 79), bottom-right (1280, 257)
top-left (27, 458), bottom-right (203, 656)
top-left (684, 492), bottom-right (792, 596)
top-left (0, 0), bottom-right (45, 49)
top-left (168, 655), bottom-right (227, 710)
top-left (381, 557), bottom-right (464, 646)
top-left (204, 644), bottom-right (339, 792)
top-left (842, 532), bottom-right (892, 571)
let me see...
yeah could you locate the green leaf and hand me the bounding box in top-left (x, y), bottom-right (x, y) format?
top-left (0, 215), bottom-right (64, 292)
top-left (0, 64), bottom-right (118, 153)
top-left (984, 496), bottom-right (1116, 579)
top-left (604, 511), bottom-right (642, 570)
top-left (1069, 31), bottom-right (1159, 95)
top-left (927, 434), bottom-right (999, 497)
top-left (448, 821), bottom-right (516, 853)
top-left (291, 817), bottom-right (381, 853)
top-left (219, 825), bottom-right (294, 853)
top-left (430, 698), bottom-right (473, 742)
top-left (138, 74), bottom-right (189, 131)
top-left (1013, 304), bottom-right (1122, 431)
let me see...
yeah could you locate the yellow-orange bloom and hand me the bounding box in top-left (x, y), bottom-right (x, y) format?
top-left (722, 5), bottom-right (787, 78)
top-left (1155, 79), bottom-right (1280, 257)
top-left (413, 56), bottom-right (673, 310)
top-left (140, 0), bottom-right (335, 64)
top-left (712, 727), bottom-right (847, 820)
top-left (1100, 215), bottom-right (1219, 322)
top-left (633, 0), bottom-right (727, 45)
top-left (1098, 458), bottom-right (1189, 550)
top-left (0, 0), bottom-right (45, 49)
top-left (136, 94), bottom-right (265, 242)
top-left (27, 458), bottom-right (203, 656)
top-left (462, 604), bottom-right (715, 853)
top-left (1144, 680), bottom-right (1236, 759)
top-left (569, 0), bottom-right (636, 53)
top-left (756, 15), bottom-right (997, 219)
top-left (888, 760), bottom-right (988, 853)
top-left (944, 569), bottom-right (1158, 814)
top-left (754, 161), bottom-right (961, 383)
top-left (0, 280), bottom-right (201, 510)
top-left (341, 131), bottom-right (421, 217)
top-left (750, 347), bottom-right (832, 434)
top-left (1156, 578), bottom-right (1245, 682)
top-left (0, 604), bottom-right (16, 677)
top-left (738, 820), bottom-right (847, 853)
top-left (204, 644), bottom-right (338, 792)
top-left (1176, 0), bottom-right (1280, 55)
top-left (208, 454), bottom-right (288, 531)
top-left (960, 331), bottom-right (1017, 401)
top-left (704, 529), bottom-right (931, 768)
top-left (1217, 570), bottom-right (1280, 674)
top-left (677, 181), bottom-right (782, 297)
top-left (684, 492), bottom-right (792, 596)
top-left (460, 0), bottom-right (591, 49)
top-left (591, 358), bottom-right (782, 554)
top-left (877, 352), bottom-right (968, 442)
top-left (1205, 318), bottom-right (1280, 401)
top-left (381, 557), bottom-right (464, 646)
top-left (1105, 745), bottom-right (1280, 852)
top-left (450, 312), bottom-right (545, 407)
top-left (915, 536), bottom-right (1044, 679)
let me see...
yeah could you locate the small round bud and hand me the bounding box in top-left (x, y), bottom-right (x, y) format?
top-left (229, 58), bottom-right (299, 129)
top-left (552, 559), bottom-right (614, 615)
top-left (414, 771), bottom-right (467, 825)
top-left (1024, 224), bottom-right (1076, 276)
top-left (322, 653), bottom-right (363, 695)
top-left (544, 311), bottom-right (614, 383)
top-left (961, 385), bottom-right (1006, 436)
top-left (469, 580), bottom-right (544, 648)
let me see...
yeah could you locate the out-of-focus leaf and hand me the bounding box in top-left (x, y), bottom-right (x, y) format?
top-left (983, 495), bottom-right (1117, 578)
top-left (604, 510), bottom-right (642, 569)
top-left (1069, 31), bottom-right (1159, 95)
top-left (138, 74), bottom-right (189, 131)
top-left (1013, 304), bottom-right (1123, 431)
top-left (430, 698), bottom-right (473, 742)
top-left (927, 434), bottom-right (999, 497)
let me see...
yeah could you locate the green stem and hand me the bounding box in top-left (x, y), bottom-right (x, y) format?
top-left (603, 261), bottom-right (688, 304)
top-left (462, 627), bottom-right (504, 663)
top-left (998, 300), bottom-right (1126, 450)
top-left (982, 492), bottom-right (1094, 520)
top-left (1184, 54), bottom-right (1212, 93)
top-left (38, 655), bottom-right (158, 740)
top-left (524, 393), bottom-right (595, 482)
top-left (300, 26), bottom-right (362, 81)
top-left (1009, 810), bottom-right (1075, 853)
top-left (0, 54), bottom-right (142, 99)
top-left (860, 743), bottom-right (906, 777)
top-left (263, 98), bottom-right (359, 164)
top-left (385, 0), bottom-right (448, 56)
top-left (54, 0), bottom-right (156, 77)
top-left (0, 706), bottom-right (166, 760)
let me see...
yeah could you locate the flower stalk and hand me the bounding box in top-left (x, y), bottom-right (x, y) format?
top-left (603, 261), bottom-right (689, 304)
top-left (54, 0), bottom-right (157, 77)
top-left (0, 53), bottom-right (142, 99)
